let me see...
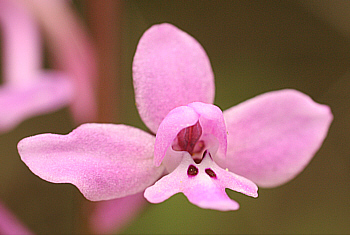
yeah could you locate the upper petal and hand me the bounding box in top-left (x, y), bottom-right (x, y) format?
top-left (219, 89), bottom-right (333, 187)
top-left (18, 123), bottom-right (164, 201)
top-left (133, 23), bottom-right (215, 133)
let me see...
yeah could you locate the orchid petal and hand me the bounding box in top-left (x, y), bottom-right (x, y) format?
top-left (188, 102), bottom-right (227, 160)
top-left (90, 193), bottom-right (146, 234)
top-left (145, 152), bottom-right (258, 211)
top-left (133, 23), bottom-right (215, 133)
top-left (25, 0), bottom-right (98, 123)
top-left (0, 72), bottom-right (74, 132)
top-left (18, 124), bottom-right (164, 201)
top-left (154, 105), bottom-right (199, 167)
top-left (219, 89), bottom-right (333, 187)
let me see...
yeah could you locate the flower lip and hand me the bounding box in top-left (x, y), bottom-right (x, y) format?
top-left (144, 151), bottom-right (258, 211)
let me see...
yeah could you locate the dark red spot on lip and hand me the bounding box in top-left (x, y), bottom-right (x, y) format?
top-left (205, 168), bottom-right (217, 178)
top-left (187, 165), bottom-right (199, 176)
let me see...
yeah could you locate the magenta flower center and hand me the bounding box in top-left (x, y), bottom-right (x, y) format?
top-left (173, 121), bottom-right (206, 163)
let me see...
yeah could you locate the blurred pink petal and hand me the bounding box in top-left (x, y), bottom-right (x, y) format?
top-left (0, 0), bottom-right (41, 85)
top-left (0, 201), bottom-right (33, 235)
top-left (18, 124), bottom-right (164, 201)
top-left (133, 23), bottom-right (215, 133)
top-left (219, 89), bottom-right (333, 187)
top-left (90, 193), bottom-right (147, 234)
top-left (12, 0), bottom-right (97, 123)
top-left (0, 0), bottom-right (79, 132)
top-left (0, 72), bottom-right (73, 132)
top-left (145, 152), bottom-right (258, 211)
top-left (19, 0), bottom-right (98, 124)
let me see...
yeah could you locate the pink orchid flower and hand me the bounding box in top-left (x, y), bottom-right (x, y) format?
top-left (18, 23), bottom-right (332, 211)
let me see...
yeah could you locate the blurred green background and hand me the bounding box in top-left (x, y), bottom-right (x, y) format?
top-left (1, 0), bottom-right (349, 234)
